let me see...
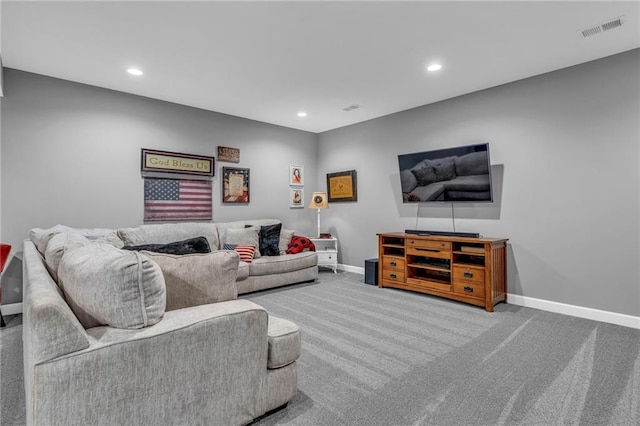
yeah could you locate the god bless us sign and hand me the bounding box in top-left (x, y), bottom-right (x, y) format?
top-left (141, 149), bottom-right (214, 178)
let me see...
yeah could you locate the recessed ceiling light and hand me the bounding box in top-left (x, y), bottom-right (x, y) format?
top-left (127, 68), bottom-right (143, 76)
top-left (297, 111), bottom-right (307, 118)
top-left (427, 63), bottom-right (442, 72)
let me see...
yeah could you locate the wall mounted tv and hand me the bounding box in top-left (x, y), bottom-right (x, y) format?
top-left (398, 143), bottom-right (492, 203)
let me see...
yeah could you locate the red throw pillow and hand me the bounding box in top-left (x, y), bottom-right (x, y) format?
top-left (286, 235), bottom-right (316, 254)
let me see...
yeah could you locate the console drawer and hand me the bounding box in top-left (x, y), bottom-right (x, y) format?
top-left (383, 256), bottom-right (405, 270)
top-left (453, 265), bottom-right (485, 285)
top-left (453, 281), bottom-right (484, 299)
top-left (382, 269), bottom-right (405, 283)
top-left (407, 246), bottom-right (450, 259)
top-left (407, 239), bottom-right (451, 251)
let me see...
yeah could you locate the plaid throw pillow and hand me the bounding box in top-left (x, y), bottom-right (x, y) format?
top-left (286, 235), bottom-right (316, 254)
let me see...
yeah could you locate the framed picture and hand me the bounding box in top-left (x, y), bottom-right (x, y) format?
top-left (141, 148), bottom-right (214, 178)
top-left (327, 170), bottom-right (357, 202)
top-left (289, 165), bottom-right (304, 186)
top-left (223, 167), bottom-right (250, 203)
top-left (217, 146), bottom-right (240, 163)
top-left (289, 188), bottom-right (304, 208)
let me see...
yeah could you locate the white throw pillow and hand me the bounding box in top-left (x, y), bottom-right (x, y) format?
top-left (58, 243), bottom-right (166, 329)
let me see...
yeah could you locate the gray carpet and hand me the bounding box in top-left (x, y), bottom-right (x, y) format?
top-left (1, 271), bottom-right (639, 425)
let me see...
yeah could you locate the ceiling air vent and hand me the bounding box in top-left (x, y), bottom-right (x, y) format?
top-left (342, 104), bottom-right (361, 112)
top-left (579, 16), bottom-right (625, 38)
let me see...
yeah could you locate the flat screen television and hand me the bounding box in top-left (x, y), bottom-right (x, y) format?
top-left (398, 143), bottom-right (492, 203)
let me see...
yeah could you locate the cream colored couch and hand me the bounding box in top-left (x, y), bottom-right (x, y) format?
top-left (116, 219), bottom-right (318, 294)
top-left (22, 221), bottom-right (306, 425)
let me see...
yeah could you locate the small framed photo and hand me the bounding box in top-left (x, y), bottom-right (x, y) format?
top-left (223, 167), bottom-right (250, 203)
top-left (289, 165), bottom-right (304, 186)
top-left (327, 170), bottom-right (358, 202)
top-left (290, 188), bottom-right (304, 208)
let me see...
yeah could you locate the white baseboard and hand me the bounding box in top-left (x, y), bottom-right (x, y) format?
top-left (338, 264), bottom-right (364, 274)
top-left (507, 294), bottom-right (639, 329)
top-left (1, 302), bottom-right (23, 316)
top-left (340, 265), bottom-right (639, 330)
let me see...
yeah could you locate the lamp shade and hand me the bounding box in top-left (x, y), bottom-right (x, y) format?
top-left (308, 192), bottom-right (328, 209)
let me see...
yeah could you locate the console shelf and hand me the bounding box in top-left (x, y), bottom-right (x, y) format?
top-left (377, 232), bottom-right (508, 312)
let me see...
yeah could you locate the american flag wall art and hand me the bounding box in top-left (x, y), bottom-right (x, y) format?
top-left (144, 178), bottom-right (212, 222)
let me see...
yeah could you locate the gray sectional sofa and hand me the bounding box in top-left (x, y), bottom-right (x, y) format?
top-left (22, 219), bottom-right (315, 425)
top-left (400, 151), bottom-right (491, 201)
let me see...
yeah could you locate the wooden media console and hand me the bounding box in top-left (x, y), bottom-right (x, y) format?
top-left (377, 232), bottom-right (508, 312)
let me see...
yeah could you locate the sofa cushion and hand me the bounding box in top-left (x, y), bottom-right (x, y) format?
top-left (225, 226), bottom-right (261, 258)
top-left (259, 223), bottom-right (282, 256)
top-left (142, 250), bottom-right (239, 311)
top-left (43, 232), bottom-right (91, 282)
top-left (123, 236), bottom-right (211, 255)
top-left (237, 261), bottom-right (250, 281)
top-left (278, 229), bottom-right (295, 255)
top-left (58, 243), bottom-right (166, 329)
top-left (117, 222), bottom-right (220, 251)
top-left (400, 169), bottom-right (418, 193)
top-left (248, 251), bottom-right (317, 276)
top-left (286, 235), bottom-right (316, 255)
top-left (267, 316), bottom-right (301, 369)
top-left (454, 151), bottom-right (490, 176)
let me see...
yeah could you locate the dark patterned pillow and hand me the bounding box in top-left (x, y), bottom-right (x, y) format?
top-left (411, 166), bottom-right (437, 186)
top-left (123, 236), bottom-right (211, 255)
top-left (260, 223), bottom-right (282, 256)
top-left (245, 223), bottom-right (282, 256)
top-left (286, 235), bottom-right (316, 254)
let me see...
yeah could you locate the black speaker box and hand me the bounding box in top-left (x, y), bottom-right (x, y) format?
top-left (364, 258), bottom-right (378, 285)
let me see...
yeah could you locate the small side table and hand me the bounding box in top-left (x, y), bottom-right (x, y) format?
top-left (311, 237), bottom-right (338, 273)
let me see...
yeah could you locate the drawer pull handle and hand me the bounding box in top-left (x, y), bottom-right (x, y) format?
top-left (416, 248), bottom-right (439, 253)
top-left (464, 286), bottom-right (474, 293)
top-left (390, 261), bottom-right (397, 266)
top-left (464, 272), bottom-right (474, 278)
top-left (390, 273), bottom-right (397, 279)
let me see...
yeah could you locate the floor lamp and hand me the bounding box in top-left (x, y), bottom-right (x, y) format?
top-left (308, 192), bottom-right (329, 238)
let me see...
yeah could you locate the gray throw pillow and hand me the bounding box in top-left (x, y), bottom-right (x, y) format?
top-left (279, 229), bottom-right (295, 255)
top-left (143, 251), bottom-right (239, 311)
top-left (433, 160), bottom-right (456, 182)
top-left (412, 166), bottom-right (437, 186)
top-left (58, 243), bottom-right (166, 329)
top-left (225, 226), bottom-right (261, 258)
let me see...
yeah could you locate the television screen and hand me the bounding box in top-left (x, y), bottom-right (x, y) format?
top-left (398, 143), bottom-right (492, 203)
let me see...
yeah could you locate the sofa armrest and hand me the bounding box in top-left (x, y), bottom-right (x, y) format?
top-left (29, 299), bottom-right (270, 426)
top-left (23, 240), bottom-right (91, 365)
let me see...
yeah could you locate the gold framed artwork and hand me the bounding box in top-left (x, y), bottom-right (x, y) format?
top-left (327, 170), bottom-right (357, 202)
top-left (222, 167), bottom-right (250, 203)
top-left (141, 148), bottom-right (214, 177)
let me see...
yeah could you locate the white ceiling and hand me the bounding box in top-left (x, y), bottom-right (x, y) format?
top-left (2, 1), bottom-right (639, 133)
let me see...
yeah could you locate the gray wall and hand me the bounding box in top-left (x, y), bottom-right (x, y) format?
top-left (0, 69), bottom-right (318, 303)
top-left (317, 49), bottom-right (639, 317)
top-left (2, 50), bottom-right (639, 318)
